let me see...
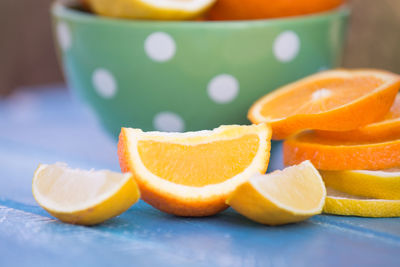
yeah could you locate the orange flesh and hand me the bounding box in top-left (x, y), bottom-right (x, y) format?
top-left (137, 134), bottom-right (260, 187)
top-left (260, 76), bottom-right (384, 119)
top-left (283, 131), bottom-right (400, 170)
top-left (294, 131), bottom-right (386, 146)
top-left (208, 0), bottom-right (344, 20)
top-left (384, 94), bottom-right (400, 120)
top-left (313, 94), bottom-right (400, 142)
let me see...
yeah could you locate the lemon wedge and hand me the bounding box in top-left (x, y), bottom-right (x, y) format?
top-left (324, 188), bottom-right (400, 217)
top-left (32, 163), bottom-right (140, 225)
top-left (227, 161), bottom-right (326, 226)
top-left (320, 169), bottom-right (400, 200)
top-left (87, 0), bottom-right (216, 20)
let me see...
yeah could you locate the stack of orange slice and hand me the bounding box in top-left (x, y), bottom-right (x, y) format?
top-left (248, 69), bottom-right (400, 217)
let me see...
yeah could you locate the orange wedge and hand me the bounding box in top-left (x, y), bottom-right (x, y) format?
top-left (316, 93), bottom-right (400, 142)
top-left (248, 69), bottom-right (400, 140)
top-left (118, 124), bottom-right (272, 217)
top-left (283, 131), bottom-right (400, 170)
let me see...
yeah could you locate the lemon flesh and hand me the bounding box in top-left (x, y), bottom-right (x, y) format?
top-left (32, 163), bottom-right (140, 225)
top-left (227, 161), bottom-right (326, 226)
top-left (321, 169), bottom-right (400, 200)
top-left (87, 0), bottom-right (216, 20)
top-left (324, 188), bottom-right (400, 218)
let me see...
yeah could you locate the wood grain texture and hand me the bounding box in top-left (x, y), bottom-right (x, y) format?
top-left (0, 0), bottom-right (63, 96)
top-left (343, 0), bottom-right (400, 72)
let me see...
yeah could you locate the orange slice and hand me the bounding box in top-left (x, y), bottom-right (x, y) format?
top-left (248, 69), bottom-right (400, 140)
top-left (118, 124), bottom-right (272, 217)
top-left (316, 93), bottom-right (400, 142)
top-left (207, 0), bottom-right (344, 20)
top-left (283, 131), bottom-right (400, 170)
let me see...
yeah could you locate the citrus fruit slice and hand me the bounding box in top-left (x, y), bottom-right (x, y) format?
top-left (87, 0), bottom-right (216, 20)
top-left (320, 169), bottom-right (400, 200)
top-left (316, 93), bottom-right (400, 142)
top-left (283, 131), bottom-right (400, 170)
top-left (118, 124), bottom-right (272, 216)
top-left (32, 163), bottom-right (140, 225)
top-left (248, 69), bottom-right (400, 140)
top-left (324, 188), bottom-right (400, 217)
top-left (226, 161), bottom-right (326, 225)
top-left (208, 0), bottom-right (344, 20)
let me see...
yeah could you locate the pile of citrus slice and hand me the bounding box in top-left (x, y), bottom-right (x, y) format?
top-left (249, 68), bottom-right (400, 217)
top-left (116, 121), bottom-right (330, 224)
top-left (33, 124), bottom-right (327, 226)
top-left (33, 68), bottom-right (400, 226)
top-left (117, 123), bottom-right (330, 224)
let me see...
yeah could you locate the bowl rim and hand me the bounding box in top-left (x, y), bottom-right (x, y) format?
top-left (52, 3), bottom-right (350, 27)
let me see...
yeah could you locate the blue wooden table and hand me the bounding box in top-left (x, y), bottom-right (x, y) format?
top-left (1, 86), bottom-right (399, 267)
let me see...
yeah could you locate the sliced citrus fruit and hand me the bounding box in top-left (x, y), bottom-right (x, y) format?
top-left (87, 0), bottom-right (216, 20)
top-left (316, 93), bottom-right (400, 142)
top-left (208, 0), bottom-right (344, 20)
top-left (324, 188), bottom-right (400, 217)
top-left (226, 161), bottom-right (326, 225)
top-left (118, 124), bottom-right (272, 217)
top-left (248, 69), bottom-right (400, 140)
top-left (283, 131), bottom-right (400, 170)
top-left (32, 163), bottom-right (140, 225)
top-left (320, 169), bottom-right (400, 200)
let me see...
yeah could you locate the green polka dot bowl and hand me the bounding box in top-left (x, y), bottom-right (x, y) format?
top-left (52, 3), bottom-right (349, 138)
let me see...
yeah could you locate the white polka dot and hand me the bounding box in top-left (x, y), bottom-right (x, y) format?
top-left (92, 69), bottom-right (117, 98)
top-left (145, 32), bottom-right (176, 62)
top-left (153, 112), bottom-right (185, 132)
top-left (57, 22), bottom-right (72, 51)
top-left (207, 74), bottom-right (239, 104)
top-left (273, 31), bottom-right (300, 62)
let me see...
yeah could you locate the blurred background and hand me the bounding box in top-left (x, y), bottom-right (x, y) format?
top-left (0, 0), bottom-right (399, 96)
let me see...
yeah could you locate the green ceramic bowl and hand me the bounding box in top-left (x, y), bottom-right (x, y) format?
top-left (52, 3), bottom-right (349, 138)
